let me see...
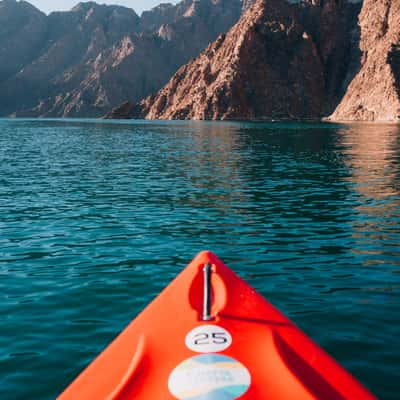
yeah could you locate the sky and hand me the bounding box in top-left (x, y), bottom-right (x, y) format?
top-left (28, 1), bottom-right (180, 15)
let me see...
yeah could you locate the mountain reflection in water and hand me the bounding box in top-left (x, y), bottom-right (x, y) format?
top-left (339, 124), bottom-right (400, 267)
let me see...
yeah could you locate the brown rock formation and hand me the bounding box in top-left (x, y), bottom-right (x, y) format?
top-left (105, 101), bottom-right (136, 119)
top-left (296, 0), bottom-right (362, 114)
top-left (124, 0), bottom-right (364, 121)
top-left (135, 0), bottom-right (328, 120)
top-left (329, 0), bottom-right (400, 122)
top-left (6, 0), bottom-right (398, 122)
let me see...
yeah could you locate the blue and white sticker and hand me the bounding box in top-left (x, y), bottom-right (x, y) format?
top-left (168, 354), bottom-right (251, 400)
top-left (185, 325), bottom-right (232, 353)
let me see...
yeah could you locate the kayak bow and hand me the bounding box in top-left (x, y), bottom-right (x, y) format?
top-left (59, 251), bottom-right (376, 399)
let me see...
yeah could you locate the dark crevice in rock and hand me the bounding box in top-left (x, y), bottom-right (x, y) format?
top-left (323, 2), bottom-right (363, 115)
top-left (389, 44), bottom-right (400, 99)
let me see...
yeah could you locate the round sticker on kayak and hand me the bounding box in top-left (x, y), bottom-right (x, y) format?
top-left (168, 354), bottom-right (251, 400)
top-left (185, 325), bottom-right (232, 353)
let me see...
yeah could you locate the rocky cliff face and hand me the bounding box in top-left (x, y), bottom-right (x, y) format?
top-left (124, 0), bottom-right (361, 120)
top-left (114, 0), bottom-right (400, 123)
top-left (0, 1), bottom-right (141, 117)
top-left (329, 0), bottom-right (400, 121)
top-left (0, 0), bottom-right (243, 117)
top-left (5, 0), bottom-right (398, 121)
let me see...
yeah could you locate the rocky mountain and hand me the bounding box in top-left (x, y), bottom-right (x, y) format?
top-left (0, 0), bottom-right (47, 82)
top-left (4, 0), bottom-right (398, 121)
top-left (329, 0), bottom-right (400, 121)
top-left (0, 0), bottom-right (243, 117)
top-left (117, 0), bottom-right (363, 120)
top-left (112, 0), bottom-right (400, 122)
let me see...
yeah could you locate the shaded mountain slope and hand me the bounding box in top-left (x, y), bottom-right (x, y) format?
top-left (0, 0), bottom-right (47, 82)
top-left (0, 0), bottom-right (243, 117)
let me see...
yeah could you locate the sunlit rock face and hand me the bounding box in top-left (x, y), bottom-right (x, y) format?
top-left (0, 0), bottom-right (243, 117)
top-left (329, 0), bottom-right (400, 121)
top-left (127, 0), bottom-right (363, 120)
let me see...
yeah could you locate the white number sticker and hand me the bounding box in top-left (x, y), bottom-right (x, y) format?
top-left (185, 325), bottom-right (232, 353)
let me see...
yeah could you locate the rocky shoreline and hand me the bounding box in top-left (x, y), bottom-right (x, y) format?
top-left (1, 0), bottom-right (399, 122)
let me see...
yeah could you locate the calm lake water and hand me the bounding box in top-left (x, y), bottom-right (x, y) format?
top-left (0, 119), bottom-right (399, 399)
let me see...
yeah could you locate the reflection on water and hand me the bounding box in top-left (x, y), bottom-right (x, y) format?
top-left (0, 119), bottom-right (399, 400)
top-left (340, 123), bottom-right (400, 199)
top-left (169, 122), bottom-right (250, 215)
top-left (338, 124), bottom-right (400, 267)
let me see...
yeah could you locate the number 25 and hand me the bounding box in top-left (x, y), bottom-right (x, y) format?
top-left (194, 332), bottom-right (228, 345)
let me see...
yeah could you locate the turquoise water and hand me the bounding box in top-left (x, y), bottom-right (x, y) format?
top-left (0, 119), bottom-right (399, 399)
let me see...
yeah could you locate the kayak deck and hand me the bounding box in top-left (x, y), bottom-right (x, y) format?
top-left (59, 251), bottom-right (375, 399)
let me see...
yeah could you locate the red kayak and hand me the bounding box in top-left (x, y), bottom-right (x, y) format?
top-left (59, 251), bottom-right (376, 399)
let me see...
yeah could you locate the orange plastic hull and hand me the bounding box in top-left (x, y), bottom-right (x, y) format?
top-left (59, 251), bottom-right (376, 399)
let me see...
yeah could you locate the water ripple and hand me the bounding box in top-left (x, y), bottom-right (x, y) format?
top-left (0, 119), bottom-right (399, 399)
